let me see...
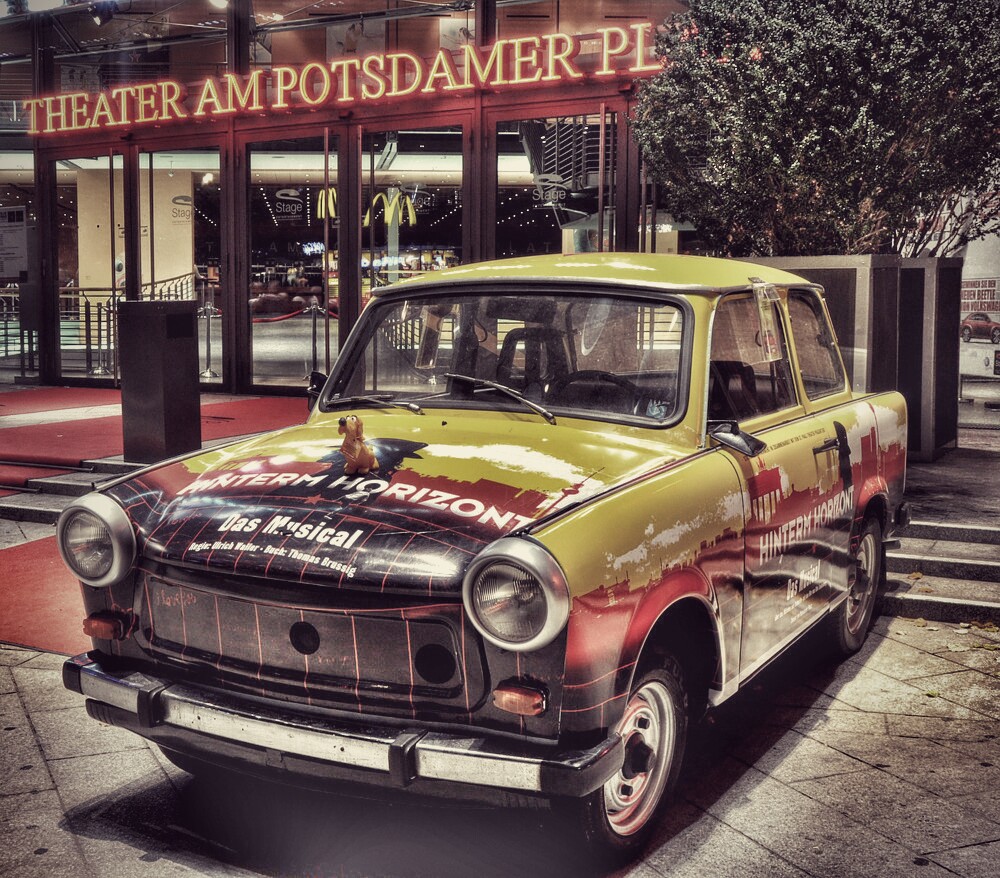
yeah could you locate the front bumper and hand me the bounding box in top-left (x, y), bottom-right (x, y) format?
top-left (63, 653), bottom-right (622, 800)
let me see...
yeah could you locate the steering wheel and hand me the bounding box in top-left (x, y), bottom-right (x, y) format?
top-left (549, 370), bottom-right (639, 401)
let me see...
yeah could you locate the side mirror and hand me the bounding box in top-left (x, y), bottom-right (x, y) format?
top-left (708, 420), bottom-right (767, 457)
top-left (307, 370), bottom-right (327, 411)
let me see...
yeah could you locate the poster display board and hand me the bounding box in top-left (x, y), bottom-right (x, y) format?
top-left (960, 277), bottom-right (1000, 378)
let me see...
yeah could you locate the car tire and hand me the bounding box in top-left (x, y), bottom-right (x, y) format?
top-left (827, 516), bottom-right (884, 656)
top-left (962, 327), bottom-right (972, 342)
top-left (992, 328), bottom-right (1000, 345)
top-left (556, 659), bottom-right (688, 867)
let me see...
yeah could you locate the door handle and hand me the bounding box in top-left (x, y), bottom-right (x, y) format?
top-left (812, 437), bottom-right (839, 455)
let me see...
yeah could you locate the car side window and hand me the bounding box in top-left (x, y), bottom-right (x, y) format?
top-left (787, 290), bottom-right (847, 400)
top-left (708, 294), bottom-right (796, 421)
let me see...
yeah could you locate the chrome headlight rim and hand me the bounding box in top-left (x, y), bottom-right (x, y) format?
top-left (56, 493), bottom-right (136, 588)
top-left (462, 537), bottom-right (570, 653)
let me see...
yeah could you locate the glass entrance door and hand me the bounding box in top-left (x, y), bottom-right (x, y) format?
top-left (496, 111), bottom-right (619, 256)
top-left (361, 126), bottom-right (464, 302)
top-left (55, 153), bottom-right (123, 381)
top-left (249, 134), bottom-right (338, 386)
top-left (139, 149), bottom-right (223, 385)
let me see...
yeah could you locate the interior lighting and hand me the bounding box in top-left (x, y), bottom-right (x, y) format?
top-left (208, 0), bottom-right (228, 8)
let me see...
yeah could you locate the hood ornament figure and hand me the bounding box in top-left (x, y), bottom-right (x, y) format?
top-left (338, 414), bottom-right (379, 475)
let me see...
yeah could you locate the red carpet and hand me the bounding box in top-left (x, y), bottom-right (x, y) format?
top-left (0, 396), bottom-right (307, 467)
top-left (0, 386), bottom-right (121, 415)
top-left (0, 393), bottom-right (308, 655)
top-left (0, 536), bottom-right (90, 655)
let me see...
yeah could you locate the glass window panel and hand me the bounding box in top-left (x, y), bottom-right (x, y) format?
top-left (709, 295), bottom-right (797, 421)
top-left (139, 149), bottom-right (223, 384)
top-left (362, 126), bottom-right (463, 302)
top-left (330, 291), bottom-right (684, 424)
top-left (497, 113), bottom-right (617, 257)
top-left (498, 1), bottom-right (681, 39)
top-left (0, 151), bottom-right (36, 383)
top-left (788, 290), bottom-right (847, 400)
top-left (249, 134), bottom-right (337, 386)
top-left (56, 154), bottom-right (123, 381)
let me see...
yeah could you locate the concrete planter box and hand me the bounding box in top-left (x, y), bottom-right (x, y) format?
top-left (749, 255), bottom-right (962, 462)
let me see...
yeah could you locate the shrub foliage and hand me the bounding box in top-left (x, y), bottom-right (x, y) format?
top-left (632, 0), bottom-right (1000, 257)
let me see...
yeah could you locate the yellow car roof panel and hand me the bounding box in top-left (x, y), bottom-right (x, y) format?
top-left (383, 253), bottom-right (817, 297)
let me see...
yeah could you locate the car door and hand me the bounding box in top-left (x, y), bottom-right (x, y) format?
top-left (707, 289), bottom-right (851, 674)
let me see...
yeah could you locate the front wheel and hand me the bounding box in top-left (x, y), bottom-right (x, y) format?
top-left (827, 516), bottom-right (884, 656)
top-left (557, 660), bottom-right (688, 867)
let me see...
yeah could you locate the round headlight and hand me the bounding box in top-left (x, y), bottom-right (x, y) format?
top-left (463, 538), bottom-right (569, 652)
top-left (57, 493), bottom-right (136, 588)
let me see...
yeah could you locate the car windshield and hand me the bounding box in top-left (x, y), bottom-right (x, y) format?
top-left (327, 290), bottom-right (686, 423)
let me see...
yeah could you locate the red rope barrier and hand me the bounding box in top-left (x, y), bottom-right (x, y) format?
top-left (252, 308), bottom-right (307, 324)
top-left (251, 306), bottom-right (338, 324)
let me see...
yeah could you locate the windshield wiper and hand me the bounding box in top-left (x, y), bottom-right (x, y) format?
top-left (444, 373), bottom-right (556, 425)
top-left (329, 393), bottom-right (424, 414)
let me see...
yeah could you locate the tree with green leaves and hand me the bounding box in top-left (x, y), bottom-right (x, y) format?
top-left (632, 0), bottom-right (1000, 257)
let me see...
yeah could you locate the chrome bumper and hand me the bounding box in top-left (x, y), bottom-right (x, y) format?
top-left (63, 653), bottom-right (622, 799)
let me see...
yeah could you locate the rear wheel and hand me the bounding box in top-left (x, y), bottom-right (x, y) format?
top-left (828, 516), bottom-right (883, 656)
top-left (557, 659), bottom-right (688, 867)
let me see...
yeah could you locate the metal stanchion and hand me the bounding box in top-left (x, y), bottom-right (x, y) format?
top-left (84, 301), bottom-right (93, 374)
top-left (199, 302), bottom-right (220, 378)
top-left (107, 302), bottom-right (117, 381)
top-left (91, 300), bottom-right (110, 375)
top-left (302, 302), bottom-right (324, 379)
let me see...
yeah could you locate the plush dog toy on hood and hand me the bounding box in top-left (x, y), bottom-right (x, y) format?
top-left (338, 414), bottom-right (379, 475)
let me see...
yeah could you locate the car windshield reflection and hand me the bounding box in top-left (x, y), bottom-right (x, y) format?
top-left (329, 292), bottom-right (686, 424)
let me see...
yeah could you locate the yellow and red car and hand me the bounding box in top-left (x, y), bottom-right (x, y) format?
top-left (59, 253), bottom-right (907, 865)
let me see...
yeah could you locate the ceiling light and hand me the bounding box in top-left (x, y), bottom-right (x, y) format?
top-left (208, 0), bottom-right (228, 8)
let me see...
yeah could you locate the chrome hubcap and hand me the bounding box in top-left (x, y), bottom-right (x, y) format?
top-left (604, 679), bottom-right (675, 836)
top-left (847, 530), bottom-right (878, 635)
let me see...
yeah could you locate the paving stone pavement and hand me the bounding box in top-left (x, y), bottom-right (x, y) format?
top-left (3, 614), bottom-right (999, 878)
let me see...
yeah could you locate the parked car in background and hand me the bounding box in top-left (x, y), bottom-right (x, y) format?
top-left (58, 254), bottom-right (907, 867)
top-left (961, 311), bottom-right (1000, 344)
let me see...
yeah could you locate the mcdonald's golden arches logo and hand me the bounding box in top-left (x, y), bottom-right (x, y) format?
top-left (317, 187), bottom-right (337, 219)
top-left (364, 191), bottom-right (417, 227)
top-left (316, 188), bottom-right (417, 226)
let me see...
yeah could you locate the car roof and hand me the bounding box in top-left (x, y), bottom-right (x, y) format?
top-left (378, 253), bottom-right (820, 298)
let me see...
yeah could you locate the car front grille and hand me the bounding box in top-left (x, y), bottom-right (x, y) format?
top-left (133, 565), bottom-right (487, 719)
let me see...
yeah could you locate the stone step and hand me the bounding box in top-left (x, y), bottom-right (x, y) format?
top-left (888, 536), bottom-right (1000, 584)
top-left (25, 471), bottom-right (119, 497)
top-left (0, 491), bottom-right (72, 524)
top-left (901, 519), bottom-right (1000, 547)
top-left (82, 458), bottom-right (142, 476)
top-left (883, 573), bottom-right (1000, 625)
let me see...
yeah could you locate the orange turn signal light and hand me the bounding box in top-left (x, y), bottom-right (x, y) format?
top-left (492, 682), bottom-right (547, 717)
top-left (82, 612), bottom-right (126, 641)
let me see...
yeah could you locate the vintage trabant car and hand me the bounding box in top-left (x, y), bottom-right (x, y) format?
top-left (58, 253), bottom-right (907, 864)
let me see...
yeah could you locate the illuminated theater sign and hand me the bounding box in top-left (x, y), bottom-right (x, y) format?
top-left (25, 24), bottom-right (659, 136)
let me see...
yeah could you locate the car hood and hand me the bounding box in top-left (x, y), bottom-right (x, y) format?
top-left (107, 412), bottom-right (688, 596)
